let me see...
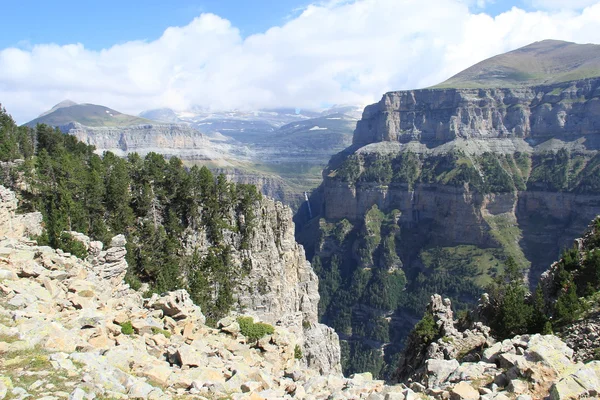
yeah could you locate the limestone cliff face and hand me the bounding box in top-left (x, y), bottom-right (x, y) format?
top-left (301, 78), bottom-right (600, 376)
top-left (183, 197), bottom-right (342, 374)
top-left (319, 78), bottom-right (600, 278)
top-left (65, 122), bottom-right (235, 160)
top-left (321, 181), bottom-right (600, 273)
top-left (212, 168), bottom-right (305, 210)
top-left (353, 78), bottom-right (600, 146)
top-left (237, 198), bottom-right (342, 374)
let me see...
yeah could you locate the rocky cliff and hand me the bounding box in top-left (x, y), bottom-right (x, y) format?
top-left (2, 181), bottom-right (593, 400)
top-left (353, 77), bottom-right (600, 147)
top-left (300, 75), bottom-right (600, 377)
top-left (212, 197), bottom-right (343, 374)
top-left (65, 122), bottom-right (244, 160)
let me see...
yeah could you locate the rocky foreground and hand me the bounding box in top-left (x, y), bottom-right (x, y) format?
top-left (0, 186), bottom-right (404, 400)
top-left (0, 183), bottom-right (599, 400)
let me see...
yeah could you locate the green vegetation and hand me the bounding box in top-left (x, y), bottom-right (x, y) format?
top-left (318, 146), bottom-right (600, 377)
top-left (431, 40), bottom-right (600, 89)
top-left (0, 106), bottom-right (34, 162)
top-left (331, 149), bottom-right (600, 196)
top-left (294, 344), bottom-right (303, 359)
top-left (479, 217), bottom-right (600, 339)
top-left (412, 311), bottom-right (440, 344)
top-left (45, 232), bottom-right (89, 259)
top-left (237, 316), bottom-right (275, 342)
top-left (151, 327), bottom-right (172, 338)
top-left (331, 151), bottom-right (525, 194)
top-left (0, 106), bottom-right (263, 328)
top-left (311, 206), bottom-right (489, 378)
top-left (340, 341), bottom-right (385, 379)
top-left (120, 321), bottom-right (134, 335)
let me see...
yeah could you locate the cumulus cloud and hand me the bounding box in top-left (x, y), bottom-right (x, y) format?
top-left (1, 0), bottom-right (600, 123)
top-left (527, 0), bottom-right (599, 10)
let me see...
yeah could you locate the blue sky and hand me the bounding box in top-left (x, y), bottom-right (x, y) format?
top-left (2, 0), bottom-right (521, 50)
top-left (2, 0), bottom-right (313, 50)
top-left (2, 0), bottom-right (600, 123)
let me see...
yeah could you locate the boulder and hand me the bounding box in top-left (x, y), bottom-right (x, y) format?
top-left (145, 289), bottom-right (205, 324)
top-left (450, 382), bottom-right (479, 400)
top-left (526, 335), bottom-right (574, 374)
top-left (426, 359), bottom-right (459, 388)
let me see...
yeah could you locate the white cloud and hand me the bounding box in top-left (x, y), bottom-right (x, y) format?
top-left (527, 0), bottom-right (599, 10)
top-left (1, 0), bottom-right (600, 123)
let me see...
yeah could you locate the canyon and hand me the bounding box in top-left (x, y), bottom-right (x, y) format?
top-left (299, 40), bottom-right (600, 377)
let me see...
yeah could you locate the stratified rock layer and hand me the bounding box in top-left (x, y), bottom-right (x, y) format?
top-left (353, 78), bottom-right (600, 146)
top-left (66, 122), bottom-right (240, 160)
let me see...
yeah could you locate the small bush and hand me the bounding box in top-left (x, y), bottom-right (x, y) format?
top-left (57, 232), bottom-right (88, 259)
top-left (120, 321), bottom-right (134, 335)
top-left (413, 311), bottom-right (439, 344)
top-left (237, 316), bottom-right (274, 342)
top-left (294, 344), bottom-right (303, 359)
top-left (151, 327), bottom-right (171, 338)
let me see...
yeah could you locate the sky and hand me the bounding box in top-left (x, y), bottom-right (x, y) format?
top-left (1, 0), bottom-right (600, 123)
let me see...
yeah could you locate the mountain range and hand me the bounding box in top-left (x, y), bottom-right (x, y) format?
top-left (24, 100), bottom-right (363, 209)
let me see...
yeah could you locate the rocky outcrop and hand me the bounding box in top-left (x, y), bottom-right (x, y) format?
top-left (353, 78), bottom-right (600, 147)
top-left (397, 295), bottom-right (494, 385)
top-left (184, 197), bottom-right (342, 374)
top-left (0, 186), bottom-right (42, 239)
top-left (397, 296), bottom-right (600, 400)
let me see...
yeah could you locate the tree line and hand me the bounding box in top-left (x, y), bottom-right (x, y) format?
top-left (0, 105), bottom-right (261, 324)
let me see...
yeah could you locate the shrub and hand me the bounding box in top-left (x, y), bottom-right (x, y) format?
top-left (120, 321), bottom-right (134, 335)
top-left (294, 344), bottom-right (303, 359)
top-left (413, 311), bottom-right (439, 344)
top-left (237, 316), bottom-right (274, 342)
top-left (151, 327), bottom-right (172, 338)
top-left (57, 232), bottom-right (88, 259)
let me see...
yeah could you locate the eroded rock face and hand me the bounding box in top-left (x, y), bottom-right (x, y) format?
top-left (184, 197), bottom-right (342, 374)
top-left (66, 122), bottom-right (237, 160)
top-left (353, 78), bottom-right (600, 147)
top-left (0, 185), bottom-right (42, 239)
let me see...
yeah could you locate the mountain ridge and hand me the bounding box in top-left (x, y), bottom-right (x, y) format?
top-left (25, 102), bottom-right (154, 128)
top-left (433, 39), bottom-right (600, 89)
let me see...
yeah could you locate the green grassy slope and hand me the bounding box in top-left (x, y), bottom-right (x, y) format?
top-left (433, 40), bottom-right (600, 89)
top-left (25, 103), bottom-right (154, 128)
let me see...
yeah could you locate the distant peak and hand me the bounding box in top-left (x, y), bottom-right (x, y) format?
top-left (55, 99), bottom-right (78, 107)
top-left (38, 100), bottom-right (78, 118)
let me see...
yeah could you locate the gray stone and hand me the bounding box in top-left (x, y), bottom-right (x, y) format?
top-left (146, 289), bottom-right (205, 323)
top-left (110, 235), bottom-right (127, 248)
top-left (128, 381), bottom-right (156, 399)
top-left (426, 359), bottom-right (459, 388)
top-left (68, 388), bottom-right (86, 400)
top-left (0, 269), bottom-right (17, 280)
top-left (384, 393), bottom-right (405, 400)
top-left (507, 379), bottom-right (529, 394)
